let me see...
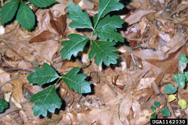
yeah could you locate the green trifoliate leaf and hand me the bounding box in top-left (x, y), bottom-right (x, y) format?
top-left (89, 40), bottom-right (118, 66)
top-left (62, 67), bottom-right (91, 94)
top-left (178, 54), bottom-right (188, 72)
top-left (28, 0), bottom-right (57, 8)
top-left (27, 63), bottom-right (59, 86)
top-left (30, 85), bottom-right (62, 117)
top-left (16, 1), bottom-right (35, 30)
top-left (95, 15), bottom-right (124, 42)
top-left (0, 98), bottom-right (8, 112)
top-left (60, 34), bottom-right (89, 60)
top-left (161, 108), bottom-right (171, 117)
top-left (67, 3), bottom-right (93, 29)
top-left (174, 73), bottom-right (186, 88)
top-left (95, 0), bottom-right (124, 27)
top-left (164, 83), bottom-right (177, 94)
top-left (154, 101), bottom-right (160, 108)
top-left (0, 0), bottom-right (19, 24)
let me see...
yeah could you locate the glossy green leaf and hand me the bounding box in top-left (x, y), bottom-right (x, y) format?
top-left (95, 0), bottom-right (124, 28)
top-left (164, 83), bottom-right (177, 94)
top-left (154, 101), bottom-right (160, 108)
top-left (30, 85), bottom-right (62, 117)
top-left (16, 1), bottom-right (35, 30)
top-left (27, 63), bottom-right (59, 86)
top-left (62, 67), bottom-right (91, 94)
top-left (89, 40), bottom-right (118, 66)
top-left (95, 15), bottom-right (124, 42)
top-left (0, 98), bottom-right (8, 112)
top-left (161, 108), bottom-right (171, 117)
top-left (67, 3), bottom-right (93, 29)
top-left (151, 113), bottom-right (156, 119)
top-left (0, 0), bottom-right (19, 24)
top-left (151, 106), bottom-right (155, 112)
top-left (28, 0), bottom-right (57, 7)
top-left (60, 34), bottom-right (89, 60)
top-left (174, 73), bottom-right (186, 88)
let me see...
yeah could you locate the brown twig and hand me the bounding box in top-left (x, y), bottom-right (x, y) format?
top-left (0, 74), bottom-right (20, 94)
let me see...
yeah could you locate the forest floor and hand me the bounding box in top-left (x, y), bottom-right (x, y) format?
top-left (0, 0), bottom-right (188, 124)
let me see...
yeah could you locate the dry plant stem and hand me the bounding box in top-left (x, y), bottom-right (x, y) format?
top-left (167, 103), bottom-right (176, 118)
top-left (5, 68), bottom-right (34, 73)
top-left (151, 81), bottom-right (160, 95)
top-left (0, 74), bottom-right (20, 94)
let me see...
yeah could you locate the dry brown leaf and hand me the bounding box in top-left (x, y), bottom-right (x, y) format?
top-left (125, 10), bottom-right (155, 25)
top-left (119, 92), bottom-right (133, 125)
top-left (0, 69), bottom-right (12, 93)
top-left (11, 74), bottom-right (25, 104)
top-left (29, 30), bottom-right (56, 43)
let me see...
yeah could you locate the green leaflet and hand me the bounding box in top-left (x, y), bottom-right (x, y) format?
top-left (30, 85), bottom-right (62, 117)
top-left (28, 0), bottom-right (57, 8)
top-left (178, 54), bottom-right (188, 72)
top-left (60, 34), bottom-right (89, 60)
top-left (0, 98), bottom-right (8, 112)
top-left (95, 15), bottom-right (124, 42)
top-left (27, 63), bottom-right (59, 86)
top-left (62, 67), bottom-right (91, 94)
top-left (174, 73), bottom-right (186, 89)
top-left (67, 3), bottom-right (93, 29)
top-left (16, 1), bottom-right (35, 30)
top-left (89, 40), bottom-right (118, 66)
top-left (164, 83), bottom-right (177, 94)
top-left (95, 0), bottom-right (124, 28)
top-left (0, 0), bottom-right (19, 24)
top-left (161, 108), bottom-right (171, 116)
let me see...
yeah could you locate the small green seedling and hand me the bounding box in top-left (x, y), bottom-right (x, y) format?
top-left (151, 101), bottom-right (171, 119)
top-left (164, 54), bottom-right (188, 110)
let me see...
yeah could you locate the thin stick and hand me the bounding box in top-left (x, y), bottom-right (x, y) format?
top-left (0, 74), bottom-right (20, 94)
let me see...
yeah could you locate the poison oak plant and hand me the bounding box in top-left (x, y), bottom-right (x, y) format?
top-left (1, 0), bottom-right (125, 117)
top-left (0, 0), bottom-right (57, 30)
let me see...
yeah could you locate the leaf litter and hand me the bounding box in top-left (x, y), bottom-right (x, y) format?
top-left (0, 0), bottom-right (188, 124)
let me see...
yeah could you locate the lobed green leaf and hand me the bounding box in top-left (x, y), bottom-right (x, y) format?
top-left (62, 67), bottom-right (91, 94)
top-left (89, 40), bottom-right (118, 66)
top-left (67, 3), bottom-right (93, 29)
top-left (0, 0), bottom-right (19, 24)
top-left (28, 0), bottom-right (57, 8)
top-left (95, 0), bottom-right (124, 28)
top-left (27, 63), bottom-right (59, 86)
top-left (60, 34), bottom-right (89, 60)
top-left (16, 1), bottom-right (35, 30)
top-left (30, 85), bottom-right (62, 117)
top-left (95, 15), bottom-right (124, 42)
